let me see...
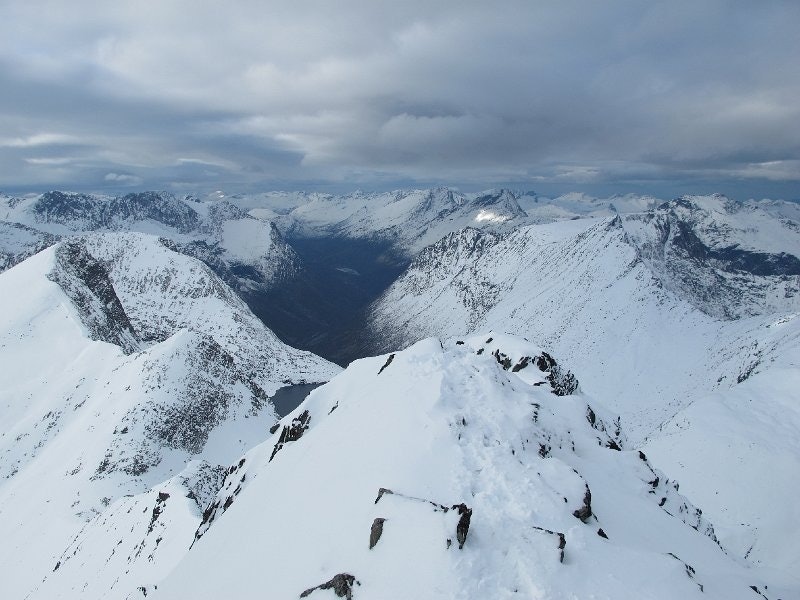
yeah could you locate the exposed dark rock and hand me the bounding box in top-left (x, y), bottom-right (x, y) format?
top-left (190, 458), bottom-right (250, 543)
top-left (573, 483), bottom-right (592, 522)
top-left (369, 518), bottom-right (386, 549)
top-left (453, 503), bottom-right (472, 549)
top-left (493, 349), bottom-right (512, 370)
top-left (48, 240), bottom-right (140, 354)
top-left (144, 336), bottom-right (266, 456)
top-left (300, 573), bottom-right (359, 599)
top-left (111, 192), bottom-right (203, 234)
top-left (511, 356), bottom-right (531, 372)
top-left (488, 348), bottom-right (578, 396)
top-left (666, 553), bottom-right (706, 594)
top-left (377, 354), bottom-right (395, 374)
top-left (672, 219), bottom-right (800, 277)
top-left (180, 461), bottom-right (226, 510)
top-left (547, 364), bottom-right (579, 396)
top-left (374, 488), bottom-right (471, 549)
top-left (147, 492), bottom-right (169, 534)
top-left (597, 528), bottom-right (608, 539)
top-left (535, 352), bottom-right (556, 372)
top-left (626, 200), bottom-right (800, 320)
top-left (269, 410), bottom-right (311, 462)
top-left (374, 487), bottom-right (394, 504)
top-left (532, 526), bottom-right (567, 563)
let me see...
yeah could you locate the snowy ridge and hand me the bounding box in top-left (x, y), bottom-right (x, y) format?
top-left (644, 360), bottom-right (800, 576)
top-left (0, 233), bottom-right (339, 599)
top-left (149, 334), bottom-right (785, 599)
top-left (365, 203), bottom-right (800, 583)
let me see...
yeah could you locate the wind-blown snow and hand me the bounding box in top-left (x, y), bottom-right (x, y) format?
top-left (644, 362), bottom-right (800, 576)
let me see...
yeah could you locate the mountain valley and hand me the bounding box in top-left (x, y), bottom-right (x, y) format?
top-left (0, 188), bottom-right (798, 599)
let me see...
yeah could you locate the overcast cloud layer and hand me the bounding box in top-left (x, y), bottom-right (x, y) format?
top-left (1, 1), bottom-right (799, 198)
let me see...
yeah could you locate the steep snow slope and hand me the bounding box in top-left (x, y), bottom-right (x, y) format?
top-left (644, 353), bottom-right (800, 576)
top-left (151, 334), bottom-right (791, 600)
top-left (0, 234), bottom-right (339, 599)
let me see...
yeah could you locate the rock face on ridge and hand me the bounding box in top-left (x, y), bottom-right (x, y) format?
top-left (47, 239), bottom-right (140, 354)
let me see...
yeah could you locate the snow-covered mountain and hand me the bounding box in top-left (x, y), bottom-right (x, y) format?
top-left (623, 195), bottom-right (800, 319)
top-left (2, 187), bottom-right (798, 598)
top-left (0, 219), bottom-right (60, 271)
top-left (0, 232), bottom-right (339, 599)
top-left (236, 187), bottom-right (530, 256)
top-left (366, 196), bottom-right (800, 429)
top-left (137, 334), bottom-right (789, 599)
top-left (363, 195), bottom-right (800, 580)
top-left (0, 191), bottom-right (302, 294)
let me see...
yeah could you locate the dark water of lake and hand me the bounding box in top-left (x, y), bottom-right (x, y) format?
top-left (271, 383), bottom-right (325, 417)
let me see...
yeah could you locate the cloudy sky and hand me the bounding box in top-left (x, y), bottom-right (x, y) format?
top-left (1, 1), bottom-right (798, 198)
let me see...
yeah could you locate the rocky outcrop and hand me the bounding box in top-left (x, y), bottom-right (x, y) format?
top-left (47, 240), bottom-right (140, 354)
top-left (493, 347), bottom-right (580, 397)
top-left (572, 483), bottom-right (593, 522)
top-left (269, 410), bottom-right (312, 462)
top-left (374, 487), bottom-right (473, 550)
top-left (377, 354), bottom-right (395, 374)
top-left (532, 526), bottom-right (567, 563)
top-left (300, 573), bottom-right (360, 599)
top-left (369, 518), bottom-right (385, 549)
top-left (453, 503), bottom-right (472, 549)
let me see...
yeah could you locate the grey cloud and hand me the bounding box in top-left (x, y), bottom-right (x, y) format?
top-left (0, 1), bottom-right (798, 198)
